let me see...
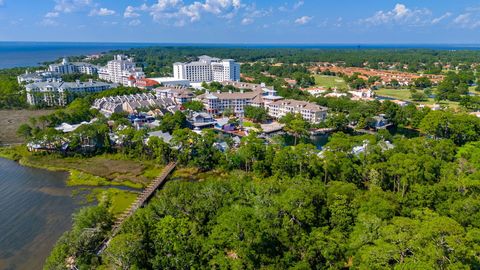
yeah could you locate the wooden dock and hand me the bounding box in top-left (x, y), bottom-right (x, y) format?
top-left (96, 162), bottom-right (177, 255)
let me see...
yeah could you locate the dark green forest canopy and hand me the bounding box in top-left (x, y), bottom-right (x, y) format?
top-left (44, 132), bottom-right (480, 269)
top-left (85, 47), bottom-right (480, 76)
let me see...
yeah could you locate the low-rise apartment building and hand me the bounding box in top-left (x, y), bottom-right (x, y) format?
top-left (26, 79), bottom-right (115, 107)
top-left (48, 58), bottom-right (99, 75)
top-left (155, 87), bottom-right (194, 104)
top-left (196, 85), bottom-right (283, 115)
top-left (17, 70), bottom-right (61, 84)
top-left (265, 99), bottom-right (328, 124)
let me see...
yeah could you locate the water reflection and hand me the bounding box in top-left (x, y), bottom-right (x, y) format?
top-left (0, 158), bottom-right (80, 270)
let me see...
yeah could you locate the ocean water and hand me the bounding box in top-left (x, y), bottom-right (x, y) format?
top-left (2, 42), bottom-right (480, 70)
top-left (0, 42), bottom-right (156, 69)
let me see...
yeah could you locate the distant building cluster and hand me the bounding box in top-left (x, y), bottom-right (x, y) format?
top-left (17, 58), bottom-right (99, 84)
top-left (195, 81), bottom-right (326, 124)
top-left (17, 70), bottom-right (61, 84)
top-left (173, 55), bottom-right (240, 83)
top-left (18, 57), bottom-right (113, 107)
top-left (313, 64), bottom-right (444, 86)
top-left (99, 55), bottom-right (145, 86)
top-left (26, 79), bottom-right (116, 107)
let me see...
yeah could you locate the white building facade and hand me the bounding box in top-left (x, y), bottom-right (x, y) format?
top-left (173, 55), bottom-right (240, 83)
top-left (196, 85), bottom-right (282, 115)
top-left (48, 58), bottom-right (99, 75)
top-left (26, 80), bottom-right (116, 107)
top-left (266, 99), bottom-right (328, 124)
top-left (99, 55), bottom-right (145, 86)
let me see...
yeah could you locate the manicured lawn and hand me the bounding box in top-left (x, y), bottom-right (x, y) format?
top-left (375, 88), bottom-right (460, 109)
top-left (375, 88), bottom-right (412, 100)
top-left (314, 75), bottom-right (347, 89)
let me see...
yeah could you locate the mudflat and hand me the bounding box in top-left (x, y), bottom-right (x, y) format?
top-left (0, 109), bottom-right (54, 144)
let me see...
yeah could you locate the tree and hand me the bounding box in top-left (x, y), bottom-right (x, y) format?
top-left (104, 233), bottom-right (144, 270)
top-left (147, 136), bottom-right (172, 164)
top-left (244, 105), bottom-right (268, 123)
top-left (151, 216), bottom-right (201, 269)
top-left (191, 129), bottom-right (222, 171)
top-left (419, 111), bottom-right (480, 145)
top-left (390, 79), bottom-right (400, 89)
top-left (183, 100), bottom-right (204, 112)
top-left (17, 123), bottom-right (33, 140)
top-left (414, 77), bottom-right (432, 89)
top-left (410, 90), bottom-right (428, 101)
top-left (281, 113), bottom-right (309, 145)
top-left (159, 111), bottom-right (187, 133)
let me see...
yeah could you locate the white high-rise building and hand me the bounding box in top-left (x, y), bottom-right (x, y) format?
top-left (99, 55), bottom-right (145, 86)
top-left (173, 55), bottom-right (240, 83)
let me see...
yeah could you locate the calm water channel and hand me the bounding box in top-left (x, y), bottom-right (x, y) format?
top-left (0, 158), bottom-right (80, 270)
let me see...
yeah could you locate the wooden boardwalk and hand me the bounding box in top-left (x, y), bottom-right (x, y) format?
top-left (96, 162), bottom-right (177, 255)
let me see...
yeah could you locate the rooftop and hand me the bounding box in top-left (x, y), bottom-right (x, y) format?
top-left (269, 99), bottom-right (328, 112)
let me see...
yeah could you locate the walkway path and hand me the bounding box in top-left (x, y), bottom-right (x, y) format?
top-left (96, 162), bottom-right (177, 255)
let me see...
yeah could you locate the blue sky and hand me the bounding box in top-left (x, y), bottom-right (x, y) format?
top-left (0, 0), bottom-right (480, 43)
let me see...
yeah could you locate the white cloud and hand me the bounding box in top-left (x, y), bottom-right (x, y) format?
top-left (89, 7), bottom-right (115, 16)
top-left (240, 4), bottom-right (271, 25)
top-left (295, 15), bottom-right (312, 25)
top-left (279, 0), bottom-right (303, 12)
top-left (454, 13), bottom-right (471, 25)
top-left (293, 1), bottom-right (304, 10)
top-left (129, 19), bottom-right (142, 26)
top-left (431, 12), bottom-right (452, 24)
top-left (362, 3), bottom-right (432, 26)
top-left (453, 12), bottom-right (480, 29)
top-left (241, 17), bottom-right (253, 25)
top-left (54, 0), bottom-right (92, 13)
top-left (128, 0), bottom-right (243, 26)
top-left (124, 6), bottom-right (140, 18)
top-left (40, 18), bottom-right (59, 26)
top-left (45, 12), bottom-right (60, 18)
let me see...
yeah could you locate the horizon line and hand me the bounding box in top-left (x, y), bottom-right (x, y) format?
top-left (2, 41), bottom-right (480, 46)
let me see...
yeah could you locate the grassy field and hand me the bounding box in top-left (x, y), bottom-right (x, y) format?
top-left (90, 188), bottom-right (138, 215)
top-left (314, 75), bottom-right (347, 89)
top-left (0, 109), bottom-right (54, 144)
top-left (375, 88), bottom-right (460, 109)
top-left (375, 88), bottom-right (412, 100)
top-left (0, 146), bottom-right (163, 188)
top-left (68, 170), bottom-right (143, 189)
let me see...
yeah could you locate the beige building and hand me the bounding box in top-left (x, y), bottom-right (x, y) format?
top-left (196, 85), bottom-right (282, 115)
top-left (265, 99), bottom-right (328, 124)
